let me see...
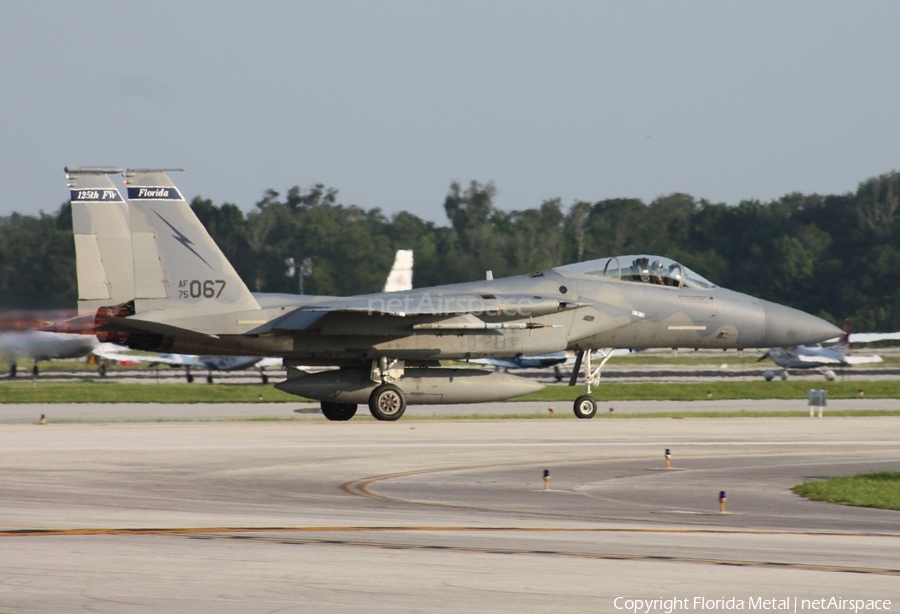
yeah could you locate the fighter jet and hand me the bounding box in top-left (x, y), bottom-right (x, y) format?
top-left (760, 320), bottom-right (882, 381)
top-left (52, 168), bottom-right (842, 420)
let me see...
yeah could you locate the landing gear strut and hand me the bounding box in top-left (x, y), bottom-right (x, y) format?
top-left (569, 349), bottom-right (615, 419)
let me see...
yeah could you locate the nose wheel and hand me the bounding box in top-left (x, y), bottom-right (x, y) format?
top-left (573, 395), bottom-right (598, 419)
top-left (568, 349), bottom-right (615, 419)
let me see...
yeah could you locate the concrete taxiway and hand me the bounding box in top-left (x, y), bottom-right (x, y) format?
top-left (1, 412), bottom-right (898, 612)
top-left (3, 397), bottom-right (900, 423)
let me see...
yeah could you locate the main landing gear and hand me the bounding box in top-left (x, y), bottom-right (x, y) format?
top-left (368, 383), bottom-right (406, 421)
top-left (569, 349), bottom-right (615, 419)
top-left (368, 358), bottom-right (406, 420)
top-left (318, 358), bottom-right (408, 422)
top-left (319, 387), bottom-right (404, 422)
top-left (321, 401), bottom-right (358, 421)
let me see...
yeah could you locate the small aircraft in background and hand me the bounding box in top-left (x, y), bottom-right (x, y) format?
top-left (474, 351), bottom-right (569, 370)
top-left (383, 249), bottom-right (413, 292)
top-left (91, 345), bottom-right (281, 383)
top-left (472, 350), bottom-right (607, 382)
top-left (760, 319), bottom-right (883, 381)
top-left (468, 351), bottom-right (570, 381)
top-left (1, 326), bottom-right (98, 377)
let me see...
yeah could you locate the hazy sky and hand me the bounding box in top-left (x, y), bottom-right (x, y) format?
top-left (3, 1), bottom-right (900, 223)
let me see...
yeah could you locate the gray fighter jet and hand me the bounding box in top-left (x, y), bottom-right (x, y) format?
top-left (54, 168), bottom-right (841, 421)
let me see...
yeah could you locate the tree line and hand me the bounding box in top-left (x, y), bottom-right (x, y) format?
top-left (1, 171), bottom-right (899, 331)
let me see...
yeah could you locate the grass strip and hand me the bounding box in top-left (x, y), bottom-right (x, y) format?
top-left (24, 409), bottom-right (900, 425)
top-left (2, 379), bottom-right (900, 404)
top-left (792, 472), bottom-right (900, 510)
top-left (512, 380), bottom-right (900, 402)
top-left (0, 381), bottom-right (300, 403)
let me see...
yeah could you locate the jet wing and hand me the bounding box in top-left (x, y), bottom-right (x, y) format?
top-left (846, 332), bottom-right (900, 343)
top-left (102, 317), bottom-right (223, 340)
top-left (468, 357), bottom-right (521, 369)
top-left (263, 292), bottom-right (585, 333)
top-left (256, 357), bottom-right (284, 369)
top-left (793, 353), bottom-right (845, 366)
top-left (92, 346), bottom-right (206, 368)
top-left (93, 348), bottom-right (270, 371)
top-left (197, 356), bottom-right (262, 371)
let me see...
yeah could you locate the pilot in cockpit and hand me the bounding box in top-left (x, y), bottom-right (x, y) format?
top-left (649, 260), bottom-right (666, 284)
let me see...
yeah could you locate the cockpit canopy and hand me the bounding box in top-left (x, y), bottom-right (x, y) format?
top-left (555, 255), bottom-right (716, 289)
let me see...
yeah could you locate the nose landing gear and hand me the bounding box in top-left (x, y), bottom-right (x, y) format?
top-left (569, 349), bottom-right (614, 419)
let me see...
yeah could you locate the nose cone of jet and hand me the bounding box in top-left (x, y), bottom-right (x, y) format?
top-left (761, 301), bottom-right (843, 347)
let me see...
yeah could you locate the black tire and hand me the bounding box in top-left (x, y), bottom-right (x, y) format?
top-left (573, 395), bottom-right (597, 419)
top-left (368, 384), bottom-right (407, 421)
top-left (321, 402), bottom-right (358, 421)
top-left (98, 363), bottom-right (107, 377)
top-left (186, 372), bottom-right (195, 383)
top-left (206, 374), bottom-right (214, 384)
top-left (261, 373), bottom-right (269, 384)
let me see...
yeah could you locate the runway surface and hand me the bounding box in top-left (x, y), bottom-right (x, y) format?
top-left (4, 398), bottom-right (900, 423)
top-left (1, 411), bottom-right (899, 612)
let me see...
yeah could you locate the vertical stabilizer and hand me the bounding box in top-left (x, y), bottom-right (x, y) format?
top-left (833, 318), bottom-right (852, 355)
top-left (65, 167), bottom-right (132, 315)
top-left (383, 249), bottom-right (414, 292)
top-left (125, 169), bottom-right (259, 314)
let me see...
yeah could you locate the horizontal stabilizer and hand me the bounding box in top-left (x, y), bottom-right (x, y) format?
top-left (65, 166), bottom-right (125, 175)
top-left (102, 316), bottom-right (221, 340)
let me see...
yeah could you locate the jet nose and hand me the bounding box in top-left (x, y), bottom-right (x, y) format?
top-left (762, 302), bottom-right (843, 346)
